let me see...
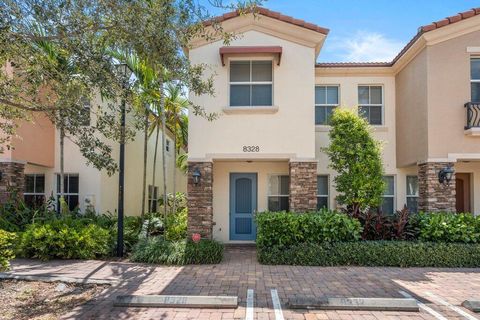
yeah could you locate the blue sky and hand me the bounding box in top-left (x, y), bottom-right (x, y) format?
top-left (201, 0), bottom-right (480, 62)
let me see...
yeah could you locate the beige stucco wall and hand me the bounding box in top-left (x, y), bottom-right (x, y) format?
top-left (188, 30), bottom-right (316, 161)
top-left (212, 160), bottom-right (289, 243)
top-left (426, 29), bottom-right (480, 159)
top-left (395, 49), bottom-right (429, 167)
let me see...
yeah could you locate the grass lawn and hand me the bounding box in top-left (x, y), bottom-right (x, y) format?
top-left (0, 280), bottom-right (107, 320)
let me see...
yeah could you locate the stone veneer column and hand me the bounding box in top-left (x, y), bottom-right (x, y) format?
top-left (0, 161), bottom-right (25, 204)
top-left (187, 162), bottom-right (213, 239)
top-left (418, 162), bottom-right (456, 212)
top-left (289, 161), bottom-right (317, 212)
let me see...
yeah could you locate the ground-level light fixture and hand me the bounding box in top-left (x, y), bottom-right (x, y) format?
top-left (438, 165), bottom-right (455, 185)
top-left (192, 167), bottom-right (201, 185)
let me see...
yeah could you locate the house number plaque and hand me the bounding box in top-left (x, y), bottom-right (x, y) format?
top-left (243, 145), bottom-right (260, 152)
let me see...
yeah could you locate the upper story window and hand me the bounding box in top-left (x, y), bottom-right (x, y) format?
top-left (230, 60), bottom-right (273, 107)
top-left (471, 58), bottom-right (480, 102)
top-left (267, 175), bottom-right (289, 211)
top-left (315, 85), bottom-right (339, 125)
top-left (358, 85), bottom-right (383, 125)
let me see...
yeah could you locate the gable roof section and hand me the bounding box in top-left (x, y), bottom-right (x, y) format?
top-left (317, 7), bottom-right (480, 69)
top-left (206, 7), bottom-right (329, 35)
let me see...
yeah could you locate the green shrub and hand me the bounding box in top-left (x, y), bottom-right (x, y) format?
top-left (258, 241), bottom-right (480, 267)
top-left (256, 210), bottom-right (362, 248)
top-left (0, 229), bottom-right (17, 271)
top-left (131, 237), bottom-right (223, 265)
top-left (418, 212), bottom-right (480, 243)
top-left (19, 219), bottom-right (111, 260)
top-left (165, 208), bottom-right (187, 240)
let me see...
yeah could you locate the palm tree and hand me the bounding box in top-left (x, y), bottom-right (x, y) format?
top-left (165, 83), bottom-right (189, 214)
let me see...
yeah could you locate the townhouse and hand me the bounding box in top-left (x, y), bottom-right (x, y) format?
top-left (186, 7), bottom-right (480, 242)
top-left (0, 95), bottom-right (186, 215)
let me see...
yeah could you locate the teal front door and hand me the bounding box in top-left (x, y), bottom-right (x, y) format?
top-left (230, 173), bottom-right (257, 241)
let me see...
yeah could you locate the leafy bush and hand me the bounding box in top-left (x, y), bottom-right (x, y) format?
top-left (358, 206), bottom-right (419, 240)
top-left (19, 218), bottom-right (111, 260)
top-left (164, 208), bottom-right (187, 240)
top-left (131, 237), bottom-right (223, 265)
top-left (256, 210), bottom-right (362, 248)
top-left (0, 229), bottom-right (17, 271)
top-left (418, 212), bottom-right (480, 243)
top-left (258, 241), bottom-right (480, 267)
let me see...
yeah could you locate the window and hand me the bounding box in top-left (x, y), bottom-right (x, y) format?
top-left (471, 58), bottom-right (480, 102)
top-left (358, 85), bottom-right (383, 125)
top-left (24, 174), bottom-right (45, 208)
top-left (317, 175), bottom-right (329, 210)
top-left (381, 176), bottom-right (395, 214)
top-left (267, 175), bottom-right (289, 211)
top-left (166, 139), bottom-right (171, 153)
top-left (315, 86), bottom-right (339, 125)
top-left (406, 176), bottom-right (419, 213)
top-left (148, 185), bottom-right (158, 213)
top-left (230, 60), bottom-right (273, 106)
top-left (56, 174), bottom-right (79, 211)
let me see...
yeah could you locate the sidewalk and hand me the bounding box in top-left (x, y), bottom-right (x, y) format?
top-left (3, 247), bottom-right (480, 319)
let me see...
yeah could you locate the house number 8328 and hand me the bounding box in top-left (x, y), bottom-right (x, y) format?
top-left (243, 146), bottom-right (260, 152)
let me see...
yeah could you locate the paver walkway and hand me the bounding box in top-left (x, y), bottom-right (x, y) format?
top-left (3, 246), bottom-right (480, 319)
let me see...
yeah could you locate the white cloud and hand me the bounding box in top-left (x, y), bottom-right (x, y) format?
top-left (325, 31), bottom-right (404, 62)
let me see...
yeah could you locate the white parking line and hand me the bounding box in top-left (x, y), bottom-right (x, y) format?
top-left (246, 289), bottom-right (254, 320)
top-left (425, 292), bottom-right (479, 320)
top-left (399, 290), bottom-right (448, 320)
top-left (270, 289), bottom-right (284, 320)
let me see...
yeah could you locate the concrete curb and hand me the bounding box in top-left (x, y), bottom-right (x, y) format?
top-left (114, 295), bottom-right (238, 308)
top-left (289, 297), bottom-right (419, 312)
top-left (0, 273), bottom-right (117, 285)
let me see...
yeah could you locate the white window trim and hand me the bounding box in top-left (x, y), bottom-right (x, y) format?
top-left (267, 174), bottom-right (289, 211)
top-left (317, 174), bottom-right (329, 209)
top-left (24, 174), bottom-right (45, 198)
top-left (358, 85), bottom-right (384, 126)
top-left (382, 175), bottom-right (396, 213)
top-left (406, 175), bottom-right (419, 211)
top-left (315, 85), bottom-right (340, 126)
top-left (228, 59), bottom-right (274, 108)
top-left (148, 185), bottom-right (159, 212)
top-left (55, 173), bottom-right (80, 210)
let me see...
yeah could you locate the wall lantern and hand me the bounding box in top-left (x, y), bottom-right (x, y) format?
top-left (438, 165), bottom-right (455, 185)
top-left (192, 167), bottom-right (201, 185)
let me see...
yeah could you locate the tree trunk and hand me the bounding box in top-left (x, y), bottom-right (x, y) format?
top-left (141, 108), bottom-right (148, 220)
top-left (161, 90), bottom-right (168, 222)
top-left (59, 126), bottom-right (65, 214)
top-left (172, 133), bottom-right (177, 215)
top-left (150, 121), bottom-right (160, 214)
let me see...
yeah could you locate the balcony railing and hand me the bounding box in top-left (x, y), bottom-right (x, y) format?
top-left (465, 102), bottom-right (480, 129)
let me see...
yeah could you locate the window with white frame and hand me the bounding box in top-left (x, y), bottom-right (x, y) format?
top-left (56, 174), bottom-right (79, 211)
top-left (166, 139), bottom-right (171, 153)
top-left (381, 176), bottom-right (395, 214)
top-left (229, 60), bottom-right (273, 107)
top-left (24, 174), bottom-right (45, 208)
top-left (317, 175), bottom-right (329, 210)
top-left (267, 175), bottom-right (289, 211)
top-left (471, 58), bottom-right (480, 102)
top-left (148, 185), bottom-right (158, 213)
top-left (406, 176), bottom-right (419, 213)
top-left (358, 85), bottom-right (383, 125)
top-left (315, 86), bottom-right (339, 125)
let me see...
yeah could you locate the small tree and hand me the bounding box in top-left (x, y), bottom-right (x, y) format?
top-left (323, 108), bottom-right (385, 217)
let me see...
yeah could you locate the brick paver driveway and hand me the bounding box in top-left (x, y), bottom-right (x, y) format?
top-left (3, 246), bottom-right (480, 319)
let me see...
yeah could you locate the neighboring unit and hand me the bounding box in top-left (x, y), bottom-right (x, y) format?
top-left (186, 7), bottom-right (480, 242)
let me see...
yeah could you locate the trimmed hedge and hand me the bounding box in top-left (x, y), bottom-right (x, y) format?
top-left (256, 210), bottom-right (362, 248)
top-left (258, 241), bottom-right (480, 267)
top-left (0, 229), bottom-right (16, 271)
top-left (19, 219), bottom-right (111, 260)
top-left (130, 237), bottom-right (224, 265)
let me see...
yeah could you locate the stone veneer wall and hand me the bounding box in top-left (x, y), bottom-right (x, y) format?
top-left (289, 161), bottom-right (317, 212)
top-left (187, 162), bottom-right (213, 239)
top-left (0, 161), bottom-right (25, 203)
top-left (418, 162), bottom-right (456, 212)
